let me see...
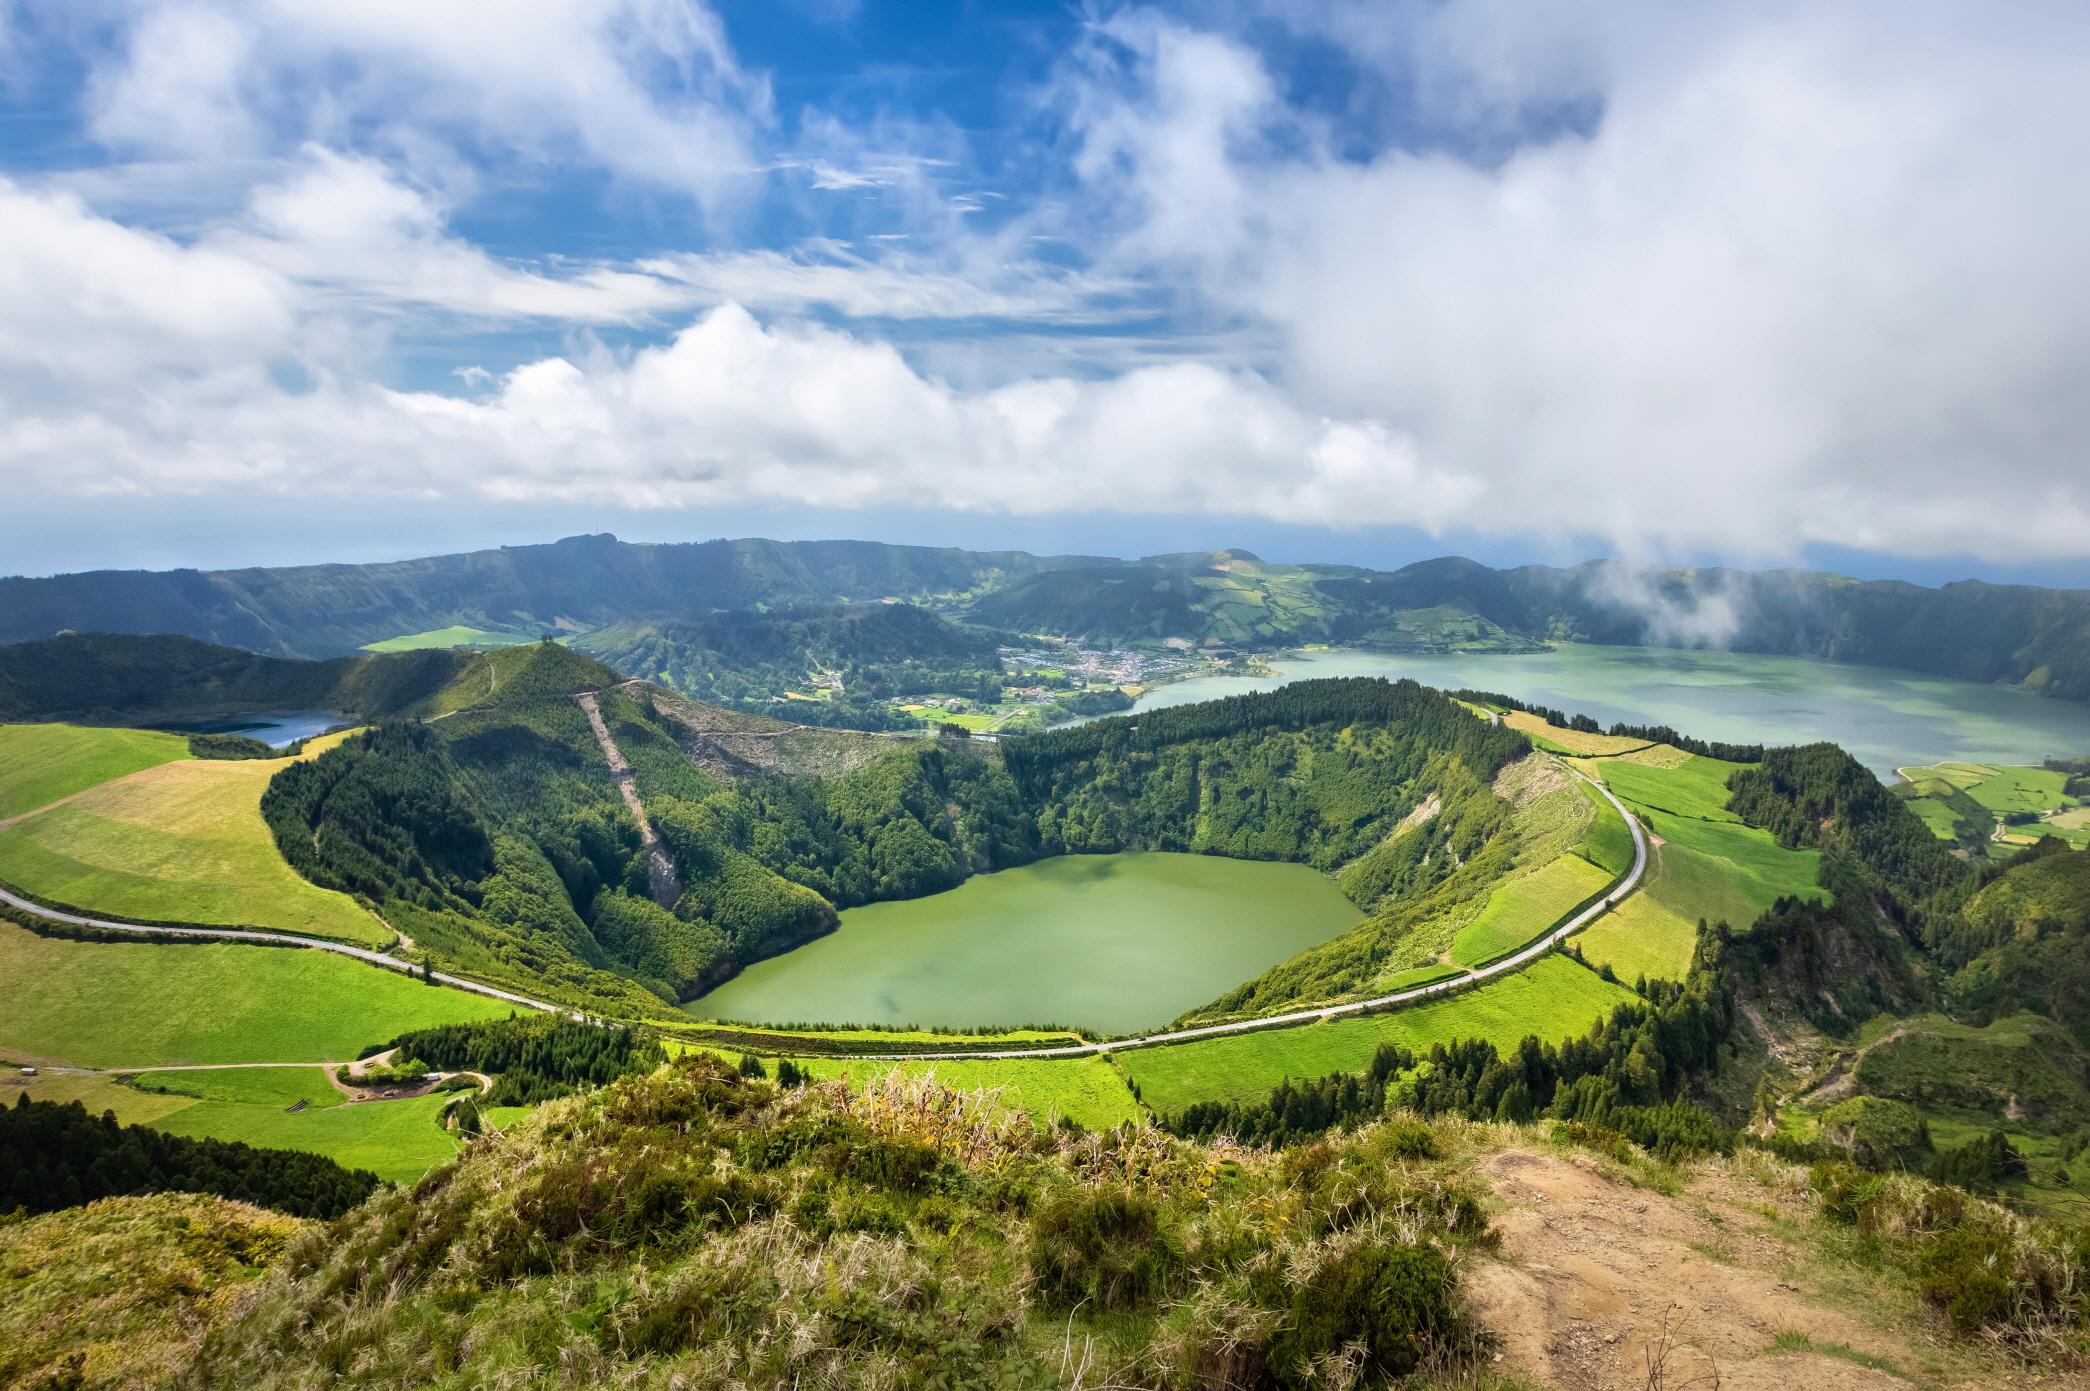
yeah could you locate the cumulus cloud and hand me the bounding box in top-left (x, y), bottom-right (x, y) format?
top-left (8, 1), bottom-right (2090, 565)
top-left (0, 302), bottom-right (1456, 525)
top-left (0, 177), bottom-right (295, 386)
top-left (1049, 1), bottom-right (2090, 560)
top-left (80, 0), bottom-right (766, 203)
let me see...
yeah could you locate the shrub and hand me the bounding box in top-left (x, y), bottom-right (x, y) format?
top-left (1810, 1162), bottom-right (1890, 1227)
top-left (1266, 1234), bottom-right (1462, 1384)
top-left (1027, 1184), bottom-right (1180, 1312)
top-left (1918, 1226), bottom-right (2019, 1336)
top-left (1820, 1097), bottom-right (1932, 1171)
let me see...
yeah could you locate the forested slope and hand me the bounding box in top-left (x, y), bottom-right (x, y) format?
top-left (259, 674), bottom-right (1538, 1020)
top-left (0, 534), bottom-right (1078, 656)
top-left (8, 535), bottom-right (2088, 700)
top-left (0, 633), bottom-right (466, 722)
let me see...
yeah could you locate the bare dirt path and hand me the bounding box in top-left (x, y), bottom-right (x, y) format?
top-left (1463, 1148), bottom-right (2020, 1391)
top-left (577, 690), bottom-right (683, 908)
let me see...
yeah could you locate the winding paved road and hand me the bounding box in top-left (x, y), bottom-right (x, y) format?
top-left (3, 766), bottom-right (1643, 1064)
top-left (0, 881), bottom-right (563, 1015)
top-left (851, 769), bottom-right (1648, 1061)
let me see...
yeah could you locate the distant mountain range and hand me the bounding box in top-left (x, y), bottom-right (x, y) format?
top-left (4, 534), bottom-right (2088, 703)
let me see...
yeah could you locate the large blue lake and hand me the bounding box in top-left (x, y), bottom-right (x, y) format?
top-left (1126, 645), bottom-right (2090, 776)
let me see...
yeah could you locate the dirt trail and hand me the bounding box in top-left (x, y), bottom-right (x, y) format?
top-left (577, 690), bottom-right (683, 908)
top-left (1464, 1148), bottom-right (2032, 1391)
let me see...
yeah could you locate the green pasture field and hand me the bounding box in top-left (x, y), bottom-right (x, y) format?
top-left (1384, 964), bottom-right (1467, 990)
top-left (0, 923), bottom-right (510, 1068)
top-left (10, 1071), bottom-right (196, 1127)
top-left (1583, 756), bottom-right (1822, 934)
top-left (1902, 762), bottom-right (2071, 816)
top-left (132, 1065), bottom-right (343, 1110)
top-left (1577, 781), bottom-right (1638, 876)
top-left (14, 1066), bottom-right (462, 1185)
top-left (1573, 843), bottom-right (1702, 985)
top-left (361, 626), bottom-right (537, 652)
top-left (921, 709), bottom-right (1003, 732)
top-left (796, 1055), bottom-right (1141, 1132)
top-left (1961, 765), bottom-right (2070, 814)
top-left (1906, 761), bottom-right (1997, 790)
top-left (1901, 795), bottom-right (1963, 841)
top-left (1585, 753), bottom-right (1749, 823)
top-left (0, 732), bottom-right (389, 946)
top-left (0, 724), bottom-right (192, 821)
top-left (1448, 852), bottom-right (1612, 968)
top-left (2020, 819), bottom-right (2090, 847)
top-left (144, 1072), bottom-right (462, 1184)
top-left (1120, 955), bottom-right (1636, 1114)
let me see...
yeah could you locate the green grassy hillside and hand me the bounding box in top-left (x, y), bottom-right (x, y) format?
top-left (0, 722), bottom-right (190, 820)
top-left (0, 729), bottom-right (390, 945)
top-left (0, 1192), bottom-right (300, 1391)
top-left (361, 625), bottom-right (537, 652)
top-left (0, 922), bottom-right (510, 1067)
top-left (1122, 955), bottom-right (1636, 1113)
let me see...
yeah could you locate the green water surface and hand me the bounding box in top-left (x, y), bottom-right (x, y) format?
top-left (687, 852), bottom-right (1362, 1034)
top-left (1125, 645), bottom-right (2090, 776)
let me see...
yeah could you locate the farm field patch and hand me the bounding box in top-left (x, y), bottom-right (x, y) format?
top-left (147, 1077), bottom-right (461, 1184)
top-left (0, 723), bottom-right (190, 821)
top-left (1448, 852), bottom-right (1612, 968)
top-left (1573, 842), bottom-right (1701, 984)
top-left (13, 1066), bottom-right (460, 1184)
top-left (1581, 756), bottom-right (1822, 932)
top-left (798, 1055), bottom-right (1140, 1132)
top-left (1120, 955), bottom-right (1636, 1114)
top-left (1581, 753), bottom-right (1749, 823)
top-left (0, 732), bottom-right (387, 945)
top-left (1950, 763), bottom-right (2067, 813)
top-left (361, 626), bottom-right (538, 652)
top-left (0, 923), bottom-right (510, 1068)
top-left (1500, 711), bottom-right (1649, 756)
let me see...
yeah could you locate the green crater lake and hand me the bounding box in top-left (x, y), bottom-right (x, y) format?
top-left (686, 852), bottom-right (1362, 1034)
top-left (1127, 645), bottom-right (2090, 776)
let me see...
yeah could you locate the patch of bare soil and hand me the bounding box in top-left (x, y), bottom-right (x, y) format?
top-left (1462, 1148), bottom-right (2047, 1391)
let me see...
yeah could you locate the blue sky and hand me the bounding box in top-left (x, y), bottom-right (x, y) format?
top-left (3, 2), bottom-right (2088, 585)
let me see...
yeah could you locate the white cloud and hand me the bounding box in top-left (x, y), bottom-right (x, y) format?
top-left (0, 300), bottom-right (1456, 527)
top-left (215, 148), bottom-right (694, 323)
top-left (1044, 1), bottom-right (2090, 560)
top-left (87, 5), bottom-right (260, 157)
top-left (81, 0), bottom-right (766, 204)
top-left (9, 1), bottom-right (2090, 564)
top-left (0, 177), bottom-right (294, 386)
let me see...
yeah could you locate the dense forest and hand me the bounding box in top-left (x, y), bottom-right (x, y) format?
top-left (383, 1016), bottom-right (666, 1106)
top-left (3, 1095), bottom-right (378, 1218)
top-left (0, 632), bottom-right (465, 722)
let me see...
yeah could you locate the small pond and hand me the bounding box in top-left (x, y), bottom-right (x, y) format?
top-left (149, 710), bottom-right (347, 748)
